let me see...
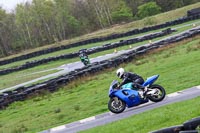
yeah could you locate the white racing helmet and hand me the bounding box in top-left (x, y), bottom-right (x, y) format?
top-left (116, 68), bottom-right (125, 79)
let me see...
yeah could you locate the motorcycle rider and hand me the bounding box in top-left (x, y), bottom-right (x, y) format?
top-left (79, 49), bottom-right (88, 59)
top-left (116, 68), bottom-right (147, 98)
top-left (79, 49), bottom-right (90, 65)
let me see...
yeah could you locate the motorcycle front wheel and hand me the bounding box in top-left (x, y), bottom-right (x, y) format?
top-left (83, 61), bottom-right (87, 66)
top-left (147, 84), bottom-right (166, 102)
top-left (83, 60), bottom-right (90, 66)
top-left (108, 97), bottom-right (126, 114)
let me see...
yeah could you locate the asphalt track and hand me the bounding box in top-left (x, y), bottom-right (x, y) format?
top-left (40, 85), bottom-right (200, 133)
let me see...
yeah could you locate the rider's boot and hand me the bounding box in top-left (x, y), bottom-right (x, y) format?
top-left (138, 85), bottom-right (148, 99)
top-left (138, 89), bottom-right (144, 99)
top-left (143, 87), bottom-right (148, 98)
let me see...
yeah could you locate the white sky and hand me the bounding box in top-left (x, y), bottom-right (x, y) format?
top-left (0, 0), bottom-right (32, 12)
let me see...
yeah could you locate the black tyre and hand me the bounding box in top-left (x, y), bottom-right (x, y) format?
top-left (183, 117), bottom-right (200, 130)
top-left (147, 84), bottom-right (166, 102)
top-left (83, 60), bottom-right (90, 66)
top-left (179, 130), bottom-right (198, 133)
top-left (108, 97), bottom-right (126, 114)
top-left (83, 61), bottom-right (87, 66)
top-left (150, 125), bottom-right (184, 133)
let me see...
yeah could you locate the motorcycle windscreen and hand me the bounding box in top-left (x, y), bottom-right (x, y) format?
top-left (108, 80), bottom-right (118, 95)
top-left (121, 82), bottom-right (133, 89)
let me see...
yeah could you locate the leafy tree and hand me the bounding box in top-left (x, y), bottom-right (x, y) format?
top-left (15, 3), bottom-right (34, 48)
top-left (85, 0), bottom-right (113, 28)
top-left (72, 0), bottom-right (99, 32)
top-left (137, 2), bottom-right (161, 19)
top-left (0, 7), bottom-right (18, 56)
top-left (31, 0), bottom-right (56, 44)
top-left (153, 0), bottom-right (199, 12)
top-left (111, 0), bottom-right (133, 23)
top-left (154, 0), bottom-right (183, 11)
top-left (124, 0), bottom-right (145, 17)
top-left (54, 0), bottom-right (81, 39)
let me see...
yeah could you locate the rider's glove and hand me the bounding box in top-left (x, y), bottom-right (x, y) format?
top-left (117, 84), bottom-right (121, 89)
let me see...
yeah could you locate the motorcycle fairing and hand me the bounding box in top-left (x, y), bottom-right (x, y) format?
top-left (109, 80), bottom-right (149, 107)
top-left (142, 75), bottom-right (159, 86)
top-left (113, 89), bottom-right (141, 107)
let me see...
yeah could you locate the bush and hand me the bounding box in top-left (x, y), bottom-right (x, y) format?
top-left (137, 2), bottom-right (161, 19)
top-left (111, 1), bottom-right (133, 23)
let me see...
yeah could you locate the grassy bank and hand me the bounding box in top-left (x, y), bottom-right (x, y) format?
top-left (0, 2), bottom-right (199, 61)
top-left (0, 68), bottom-right (59, 91)
top-left (0, 36), bottom-right (199, 133)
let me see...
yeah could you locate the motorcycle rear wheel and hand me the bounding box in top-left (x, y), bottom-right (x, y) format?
top-left (147, 84), bottom-right (166, 102)
top-left (108, 97), bottom-right (126, 114)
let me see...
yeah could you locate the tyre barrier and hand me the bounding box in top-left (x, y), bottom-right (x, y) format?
top-left (150, 125), bottom-right (184, 133)
top-left (188, 7), bottom-right (200, 17)
top-left (0, 14), bottom-right (200, 66)
top-left (150, 117), bottom-right (200, 133)
top-left (0, 28), bottom-right (176, 75)
top-left (179, 131), bottom-right (198, 133)
top-left (0, 26), bottom-right (199, 110)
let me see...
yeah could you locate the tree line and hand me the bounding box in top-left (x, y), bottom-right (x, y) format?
top-left (0, 0), bottom-right (199, 57)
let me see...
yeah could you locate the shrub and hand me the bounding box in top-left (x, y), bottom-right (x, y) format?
top-left (137, 2), bottom-right (161, 19)
top-left (111, 1), bottom-right (133, 23)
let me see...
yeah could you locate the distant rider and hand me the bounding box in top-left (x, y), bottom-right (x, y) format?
top-left (116, 68), bottom-right (147, 97)
top-left (79, 49), bottom-right (88, 59)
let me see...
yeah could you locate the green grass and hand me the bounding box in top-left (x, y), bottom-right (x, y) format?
top-left (0, 22), bottom-right (199, 90)
top-left (80, 96), bottom-right (200, 133)
top-left (0, 2), bottom-right (199, 62)
top-left (0, 36), bottom-right (199, 133)
top-left (0, 69), bottom-right (59, 90)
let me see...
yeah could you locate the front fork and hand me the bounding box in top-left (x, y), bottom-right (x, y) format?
top-left (113, 97), bottom-right (119, 103)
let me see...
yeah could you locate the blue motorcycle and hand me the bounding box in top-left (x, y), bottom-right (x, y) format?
top-left (108, 75), bottom-right (166, 114)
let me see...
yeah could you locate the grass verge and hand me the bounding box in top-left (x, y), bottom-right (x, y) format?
top-left (0, 36), bottom-right (199, 133)
top-left (80, 96), bottom-right (200, 133)
top-left (0, 69), bottom-right (59, 90)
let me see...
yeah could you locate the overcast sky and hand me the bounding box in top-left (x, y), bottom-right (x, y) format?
top-left (0, 0), bottom-right (32, 12)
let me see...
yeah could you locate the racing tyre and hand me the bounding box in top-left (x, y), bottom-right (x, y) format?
top-left (108, 97), bottom-right (126, 114)
top-left (179, 130), bottom-right (198, 133)
top-left (83, 60), bottom-right (90, 66)
top-left (183, 117), bottom-right (200, 130)
top-left (150, 125), bottom-right (184, 133)
top-left (83, 61), bottom-right (87, 66)
top-left (147, 84), bottom-right (166, 102)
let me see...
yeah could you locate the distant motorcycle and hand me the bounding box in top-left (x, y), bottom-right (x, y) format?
top-left (79, 50), bottom-right (90, 66)
top-left (108, 75), bottom-right (166, 114)
top-left (80, 55), bottom-right (90, 66)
